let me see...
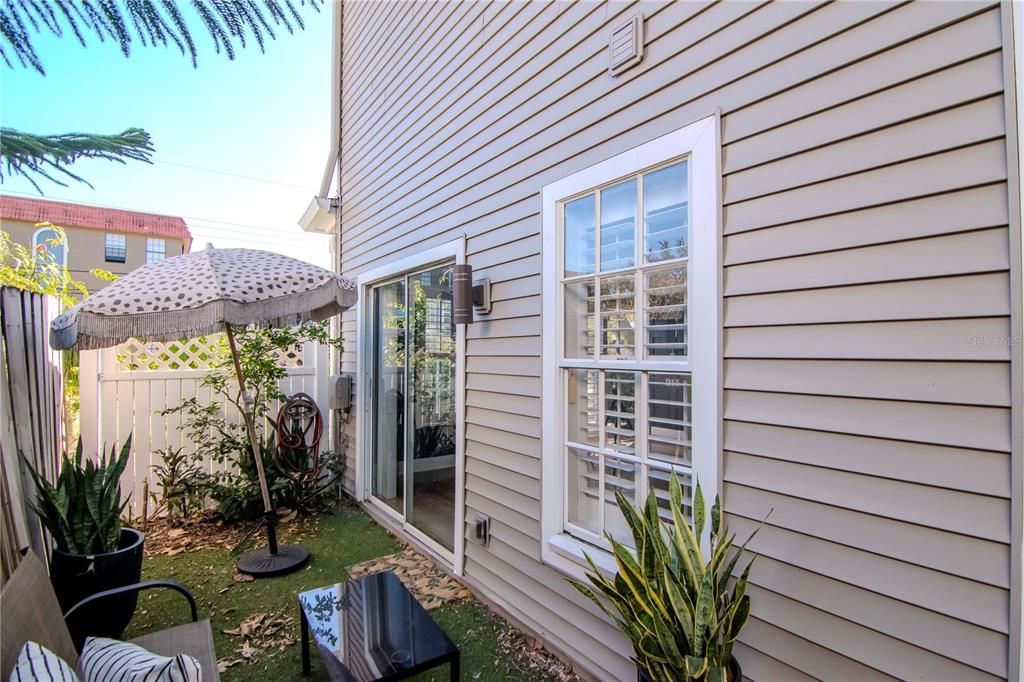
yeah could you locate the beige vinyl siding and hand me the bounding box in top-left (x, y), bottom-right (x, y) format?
top-left (337, 310), bottom-right (358, 493)
top-left (338, 1), bottom-right (1015, 679)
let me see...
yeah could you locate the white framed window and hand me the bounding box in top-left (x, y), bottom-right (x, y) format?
top-left (541, 115), bottom-right (721, 576)
top-left (104, 233), bottom-right (126, 263)
top-left (146, 238), bottom-right (166, 264)
top-left (32, 226), bottom-right (68, 268)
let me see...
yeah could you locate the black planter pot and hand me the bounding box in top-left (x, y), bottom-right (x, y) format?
top-left (50, 528), bottom-right (145, 648)
top-left (638, 655), bottom-right (742, 682)
top-left (730, 655), bottom-right (742, 682)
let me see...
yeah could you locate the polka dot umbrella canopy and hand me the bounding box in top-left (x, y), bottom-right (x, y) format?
top-left (50, 245), bottom-right (355, 351)
top-left (50, 245), bottom-right (356, 578)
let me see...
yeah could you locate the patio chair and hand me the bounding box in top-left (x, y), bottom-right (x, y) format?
top-left (1, 553), bottom-right (219, 681)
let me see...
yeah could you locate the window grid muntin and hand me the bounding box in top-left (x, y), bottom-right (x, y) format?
top-left (562, 370), bottom-right (694, 546)
top-left (645, 265), bottom-right (688, 357)
top-left (105, 233), bottom-right (127, 263)
top-left (146, 238), bottom-right (166, 264)
top-left (558, 156), bottom-right (692, 550)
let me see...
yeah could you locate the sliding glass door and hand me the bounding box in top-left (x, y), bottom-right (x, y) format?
top-left (370, 263), bottom-right (456, 553)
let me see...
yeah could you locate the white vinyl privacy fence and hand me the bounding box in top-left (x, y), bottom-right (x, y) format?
top-left (79, 335), bottom-right (329, 518)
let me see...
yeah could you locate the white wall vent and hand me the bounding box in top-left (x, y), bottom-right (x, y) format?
top-left (609, 13), bottom-right (644, 76)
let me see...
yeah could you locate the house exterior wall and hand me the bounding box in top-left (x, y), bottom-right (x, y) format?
top-left (2, 219), bottom-right (188, 293)
top-left (335, 2), bottom-right (1020, 680)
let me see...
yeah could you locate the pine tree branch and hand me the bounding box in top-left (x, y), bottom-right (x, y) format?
top-left (0, 0), bottom-right (321, 192)
top-left (0, 0), bottom-right (323, 75)
top-left (0, 127), bottom-right (154, 193)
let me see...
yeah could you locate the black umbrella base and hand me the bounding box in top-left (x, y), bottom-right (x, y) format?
top-left (237, 544), bottom-right (310, 578)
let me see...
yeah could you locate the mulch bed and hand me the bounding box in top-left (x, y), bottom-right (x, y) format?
top-left (141, 514), bottom-right (246, 557)
top-left (497, 623), bottom-right (584, 682)
top-left (141, 510), bottom-right (320, 558)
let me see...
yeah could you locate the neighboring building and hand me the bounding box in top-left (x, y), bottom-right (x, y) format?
top-left (304, 3), bottom-right (1023, 680)
top-left (0, 196), bottom-right (192, 292)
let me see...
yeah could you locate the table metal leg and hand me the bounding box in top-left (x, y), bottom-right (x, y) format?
top-left (450, 652), bottom-right (460, 682)
top-left (300, 607), bottom-right (311, 676)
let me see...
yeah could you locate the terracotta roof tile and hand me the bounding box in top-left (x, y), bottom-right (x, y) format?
top-left (0, 195), bottom-right (191, 243)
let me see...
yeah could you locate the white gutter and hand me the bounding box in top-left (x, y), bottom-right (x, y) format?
top-left (299, 2), bottom-right (342, 234)
top-left (320, 0), bottom-right (342, 200)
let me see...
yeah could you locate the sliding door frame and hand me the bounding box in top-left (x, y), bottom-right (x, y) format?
top-left (355, 237), bottom-right (466, 575)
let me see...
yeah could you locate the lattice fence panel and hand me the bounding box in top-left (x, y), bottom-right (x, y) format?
top-left (275, 344), bottom-right (304, 368)
top-left (80, 336), bottom-right (327, 518)
top-left (115, 336), bottom-right (303, 372)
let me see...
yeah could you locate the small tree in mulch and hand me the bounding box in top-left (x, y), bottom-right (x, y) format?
top-left (158, 322), bottom-right (345, 523)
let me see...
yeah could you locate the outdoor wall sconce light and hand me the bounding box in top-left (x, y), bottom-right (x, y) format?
top-left (453, 264), bottom-right (474, 324)
top-left (453, 264), bottom-right (491, 324)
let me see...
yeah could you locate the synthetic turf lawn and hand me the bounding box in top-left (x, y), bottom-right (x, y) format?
top-left (125, 504), bottom-right (555, 681)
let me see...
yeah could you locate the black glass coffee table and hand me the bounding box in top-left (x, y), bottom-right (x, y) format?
top-left (299, 571), bottom-right (460, 681)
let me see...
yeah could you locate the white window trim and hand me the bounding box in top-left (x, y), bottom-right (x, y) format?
top-left (354, 237), bottom-right (467, 576)
top-left (540, 115), bottom-right (722, 580)
top-left (32, 226), bottom-right (68, 267)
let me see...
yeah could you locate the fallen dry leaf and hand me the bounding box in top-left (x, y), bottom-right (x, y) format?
top-left (217, 659), bottom-right (243, 673)
top-left (221, 607), bottom-right (297, 668)
top-left (497, 617), bottom-right (583, 682)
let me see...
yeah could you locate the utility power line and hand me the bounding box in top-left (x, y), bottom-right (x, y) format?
top-left (153, 160), bottom-right (314, 191)
top-left (188, 227), bottom-right (311, 247)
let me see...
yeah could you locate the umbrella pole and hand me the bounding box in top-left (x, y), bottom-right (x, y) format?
top-left (224, 323), bottom-right (278, 553)
top-left (226, 323), bottom-right (309, 577)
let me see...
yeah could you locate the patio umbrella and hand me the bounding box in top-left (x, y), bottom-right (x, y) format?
top-left (50, 245), bottom-right (356, 577)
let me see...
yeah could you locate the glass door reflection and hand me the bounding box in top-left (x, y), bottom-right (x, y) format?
top-left (407, 266), bottom-right (456, 552)
top-left (371, 280), bottom-right (406, 515)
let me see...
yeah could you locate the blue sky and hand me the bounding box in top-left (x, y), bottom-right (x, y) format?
top-left (0, 3), bottom-right (334, 267)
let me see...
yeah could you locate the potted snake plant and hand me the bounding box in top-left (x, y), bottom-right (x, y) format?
top-left (25, 435), bottom-right (144, 645)
top-left (569, 473), bottom-right (759, 682)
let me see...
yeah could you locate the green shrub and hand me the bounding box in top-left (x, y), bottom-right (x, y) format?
top-left (158, 321), bottom-right (344, 521)
top-left (149, 446), bottom-right (208, 524)
top-left (202, 430), bottom-right (277, 522)
top-left (200, 427), bottom-right (346, 522)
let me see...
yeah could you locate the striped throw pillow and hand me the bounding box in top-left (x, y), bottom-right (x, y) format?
top-left (78, 638), bottom-right (201, 682)
top-left (8, 641), bottom-right (78, 682)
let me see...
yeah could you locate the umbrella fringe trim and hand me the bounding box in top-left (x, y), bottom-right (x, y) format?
top-left (51, 282), bottom-right (355, 351)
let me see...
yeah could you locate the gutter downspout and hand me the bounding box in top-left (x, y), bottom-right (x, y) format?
top-left (321, 0), bottom-right (342, 201)
top-left (328, 0), bottom-right (345, 460)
